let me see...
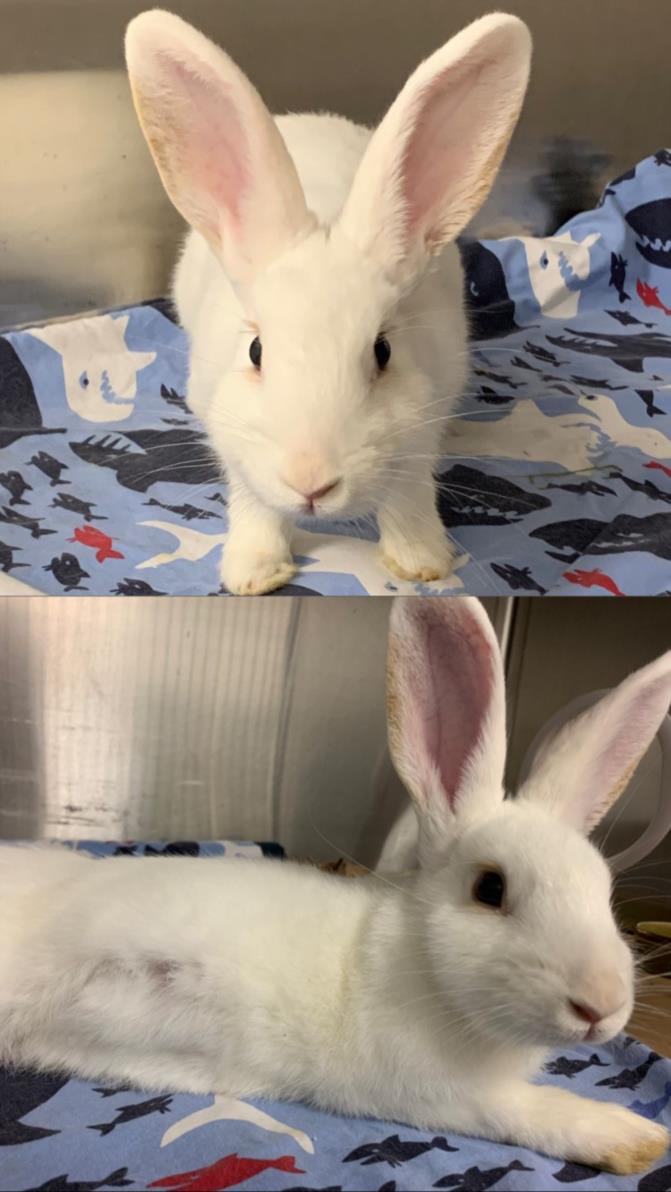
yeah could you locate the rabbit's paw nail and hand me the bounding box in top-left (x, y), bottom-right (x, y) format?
top-left (222, 553), bottom-right (297, 595)
top-left (381, 543), bottom-right (453, 583)
top-left (600, 1120), bottom-right (669, 1175)
top-left (576, 1107), bottom-right (669, 1175)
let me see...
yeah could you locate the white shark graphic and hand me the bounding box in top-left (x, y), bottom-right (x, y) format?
top-left (30, 315), bottom-right (155, 422)
top-left (500, 231), bottom-right (600, 318)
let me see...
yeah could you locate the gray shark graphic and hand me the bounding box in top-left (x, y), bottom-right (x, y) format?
top-left (625, 198), bottom-right (671, 268)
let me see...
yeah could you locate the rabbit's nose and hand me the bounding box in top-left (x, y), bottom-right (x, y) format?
top-left (569, 999), bottom-right (604, 1026)
top-left (284, 473), bottom-right (342, 505)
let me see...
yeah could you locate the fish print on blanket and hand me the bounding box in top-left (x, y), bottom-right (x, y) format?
top-left (1, 842), bottom-right (670, 1192)
top-left (1, 152), bottom-right (671, 594)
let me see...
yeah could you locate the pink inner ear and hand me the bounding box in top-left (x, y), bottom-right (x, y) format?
top-left (157, 53), bottom-right (250, 235)
top-left (401, 59), bottom-right (488, 248)
top-left (413, 607), bottom-right (495, 811)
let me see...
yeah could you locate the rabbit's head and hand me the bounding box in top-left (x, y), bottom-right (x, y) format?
top-left (125, 11), bottom-right (530, 517)
top-left (387, 597), bottom-right (671, 1050)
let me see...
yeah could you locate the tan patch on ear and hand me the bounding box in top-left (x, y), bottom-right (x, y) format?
top-left (428, 101), bottom-right (526, 256)
top-left (586, 752), bottom-right (646, 833)
top-left (602, 1126), bottom-right (669, 1175)
top-left (128, 76), bottom-right (220, 252)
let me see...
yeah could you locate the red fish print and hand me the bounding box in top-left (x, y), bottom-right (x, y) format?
top-left (148, 1153), bottom-right (305, 1191)
top-left (68, 524), bottom-right (124, 563)
top-left (563, 568), bottom-right (625, 596)
top-left (636, 279), bottom-right (671, 317)
top-left (645, 460), bottom-right (671, 479)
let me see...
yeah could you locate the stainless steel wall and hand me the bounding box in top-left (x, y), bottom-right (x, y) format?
top-left (0, 596), bottom-right (510, 861)
top-left (3, 0), bottom-right (670, 326)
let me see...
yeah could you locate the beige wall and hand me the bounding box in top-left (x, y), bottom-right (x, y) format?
top-left (2, 0), bottom-right (670, 325)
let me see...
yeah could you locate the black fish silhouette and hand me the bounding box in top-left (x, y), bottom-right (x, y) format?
top-left (552, 1160), bottom-right (601, 1183)
top-left (596, 1051), bottom-right (660, 1090)
top-left (433, 1159), bottom-right (533, 1190)
top-left (609, 252), bottom-right (631, 303)
top-left (0, 1066), bottom-right (70, 1146)
top-left (475, 387), bottom-right (515, 405)
top-left (491, 563), bottom-right (547, 595)
top-left (607, 469), bottom-right (671, 505)
top-left (29, 1167), bottom-right (132, 1191)
top-left (639, 1161), bottom-right (671, 1191)
top-left (159, 381), bottom-right (188, 410)
top-left (88, 1093), bottom-right (173, 1136)
top-left (607, 309), bottom-right (655, 328)
top-left (29, 451), bottom-right (71, 486)
top-left (545, 1052), bottom-right (609, 1079)
top-left (144, 497), bottom-right (220, 521)
top-left (473, 369), bottom-right (522, 389)
top-left (568, 374), bottom-right (627, 390)
top-left (207, 492), bottom-right (228, 506)
top-left (344, 1134), bottom-right (457, 1168)
top-left (144, 842), bottom-right (200, 857)
top-left (625, 199), bottom-right (671, 269)
top-left (546, 329), bottom-right (671, 372)
top-left (636, 389), bottom-right (665, 418)
top-left (437, 465), bottom-right (550, 527)
top-left (0, 506), bottom-right (56, 538)
top-left (70, 428), bottom-right (220, 493)
top-left (459, 240), bottom-right (520, 339)
top-left (51, 493), bottom-right (107, 521)
top-left (523, 341), bottom-right (564, 366)
top-left (144, 297), bottom-right (179, 324)
top-left (655, 150), bottom-right (671, 169)
top-left (111, 578), bottom-right (167, 596)
top-left (601, 164), bottom-right (637, 201)
top-left (0, 539), bottom-right (27, 573)
top-left (43, 552), bottom-right (89, 591)
top-left (531, 512), bottom-right (671, 564)
top-left (0, 469), bottom-right (32, 506)
top-left (93, 1086), bottom-right (132, 1099)
top-left (546, 480), bottom-right (616, 497)
top-left (0, 338), bottom-right (65, 448)
top-left (510, 355), bottom-right (542, 373)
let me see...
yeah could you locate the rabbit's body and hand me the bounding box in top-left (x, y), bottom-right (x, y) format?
top-left (127, 12), bottom-right (531, 593)
top-left (2, 847), bottom-right (530, 1119)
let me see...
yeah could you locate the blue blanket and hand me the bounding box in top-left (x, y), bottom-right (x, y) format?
top-left (2, 841), bottom-right (670, 1192)
top-left (1, 151), bottom-right (671, 595)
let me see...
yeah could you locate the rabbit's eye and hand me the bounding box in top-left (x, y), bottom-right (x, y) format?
top-left (249, 337), bottom-right (262, 369)
top-left (374, 335), bottom-right (391, 370)
top-left (473, 869), bottom-right (505, 910)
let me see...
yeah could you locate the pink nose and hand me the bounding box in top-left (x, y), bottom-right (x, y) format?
top-left (569, 999), bottom-right (604, 1026)
top-left (286, 478), bottom-right (341, 505)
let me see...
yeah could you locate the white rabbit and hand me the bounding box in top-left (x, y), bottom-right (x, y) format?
top-left (2, 598), bottom-right (671, 1175)
top-left (124, 11), bottom-right (531, 594)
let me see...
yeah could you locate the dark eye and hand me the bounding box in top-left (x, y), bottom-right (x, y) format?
top-left (473, 869), bottom-right (506, 910)
top-left (249, 336), bottom-right (262, 369)
top-left (374, 334), bottom-right (391, 370)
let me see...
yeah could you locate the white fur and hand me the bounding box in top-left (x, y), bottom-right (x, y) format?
top-left (2, 599), bottom-right (670, 1174)
top-left (125, 11), bottom-right (531, 593)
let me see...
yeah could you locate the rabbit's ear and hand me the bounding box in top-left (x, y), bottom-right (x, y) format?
top-left (125, 10), bottom-right (313, 284)
top-left (387, 598), bottom-right (506, 863)
top-left (338, 14), bottom-right (531, 283)
top-left (517, 651), bottom-right (671, 834)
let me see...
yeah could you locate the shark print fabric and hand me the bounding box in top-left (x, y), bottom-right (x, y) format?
top-left (2, 841), bottom-right (671, 1192)
top-left (2, 152), bottom-right (671, 595)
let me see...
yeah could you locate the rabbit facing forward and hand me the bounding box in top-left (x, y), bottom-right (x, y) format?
top-left (124, 12), bottom-right (531, 593)
top-left (2, 597), bottom-right (671, 1174)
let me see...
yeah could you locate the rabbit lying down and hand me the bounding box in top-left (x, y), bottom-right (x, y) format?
top-left (2, 599), bottom-right (671, 1174)
top-left (124, 12), bottom-right (532, 594)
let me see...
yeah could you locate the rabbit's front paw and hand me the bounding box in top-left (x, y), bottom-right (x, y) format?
top-left (574, 1104), bottom-right (669, 1175)
top-left (381, 537), bottom-right (453, 583)
top-left (221, 546), bottom-right (297, 595)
